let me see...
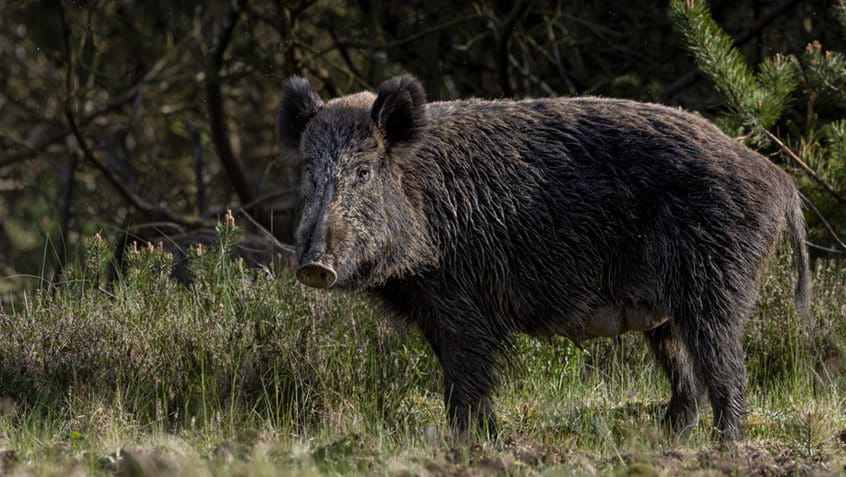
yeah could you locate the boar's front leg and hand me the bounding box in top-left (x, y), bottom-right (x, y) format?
top-left (420, 323), bottom-right (500, 438)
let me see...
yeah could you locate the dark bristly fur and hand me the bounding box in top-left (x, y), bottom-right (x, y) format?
top-left (278, 75), bottom-right (812, 442)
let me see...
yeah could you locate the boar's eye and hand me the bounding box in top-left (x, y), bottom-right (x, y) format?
top-left (356, 165), bottom-right (372, 182)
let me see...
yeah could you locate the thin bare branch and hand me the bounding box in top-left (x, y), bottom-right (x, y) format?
top-left (65, 109), bottom-right (213, 228)
top-left (491, 1), bottom-right (530, 97)
top-left (1, 46), bottom-right (171, 169)
top-left (238, 210), bottom-right (296, 254)
top-left (237, 189), bottom-right (298, 213)
top-left (297, 41), bottom-right (370, 89)
top-left (508, 53), bottom-right (556, 96)
top-left (806, 241), bottom-right (846, 256)
top-left (334, 13), bottom-right (486, 49)
top-left (206, 0), bottom-right (255, 207)
top-left (328, 26), bottom-right (363, 80)
top-left (58, 5), bottom-right (211, 229)
top-left (765, 129), bottom-right (846, 205)
top-left (798, 191), bottom-right (846, 251)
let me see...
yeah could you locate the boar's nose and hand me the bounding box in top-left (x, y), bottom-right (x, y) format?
top-left (296, 261), bottom-right (337, 289)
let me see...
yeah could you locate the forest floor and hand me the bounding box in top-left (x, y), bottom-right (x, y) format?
top-left (1, 231), bottom-right (845, 475)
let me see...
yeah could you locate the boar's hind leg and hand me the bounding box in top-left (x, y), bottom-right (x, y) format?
top-left (422, 326), bottom-right (500, 438)
top-left (645, 322), bottom-right (704, 436)
top-left (677, 309), bottom-right (747, 442)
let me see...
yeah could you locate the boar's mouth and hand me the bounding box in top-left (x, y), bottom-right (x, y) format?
top-left (296, 259), bottom-right (337, 289)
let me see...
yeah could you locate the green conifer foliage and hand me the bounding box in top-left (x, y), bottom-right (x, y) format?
top-left (669, 0), bottom-right (798, 141)
top-left (670, 0), bottom-right (846, 252)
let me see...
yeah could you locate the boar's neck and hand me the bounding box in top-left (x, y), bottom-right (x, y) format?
top-left (406, 100), bottom-right (553, 266)
top-left (378, 98), bottom-right (608, 321)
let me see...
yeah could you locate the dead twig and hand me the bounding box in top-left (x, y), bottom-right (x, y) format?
top-left (765, 129), bottom-right (846, 205)
top-left (806, 241), bottom-right (846, 256)
top-left (237, 189), bottom-right (298, 213)
top-left (798, 192), bottom-right (846, 252)
top-left (239, 210), bottom-right (296, 255)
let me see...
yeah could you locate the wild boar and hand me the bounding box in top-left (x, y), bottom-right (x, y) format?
top-left (277, 74), bottom-right (811, 441)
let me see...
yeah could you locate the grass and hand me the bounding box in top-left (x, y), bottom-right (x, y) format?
top-left (0, 223), bottom-right (845, 476)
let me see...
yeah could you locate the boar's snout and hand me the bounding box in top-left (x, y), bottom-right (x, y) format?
top-left (296, 259), bottom-right (337, 289)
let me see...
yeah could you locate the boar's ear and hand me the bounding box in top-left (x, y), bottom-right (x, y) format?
top-left (277, 76), bottom-right (323, 151)
top-left (371, 75), bottom-right (427, 149)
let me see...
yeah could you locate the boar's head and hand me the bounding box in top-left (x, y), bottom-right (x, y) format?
top-left (278, 75), bottom-right (436, 289)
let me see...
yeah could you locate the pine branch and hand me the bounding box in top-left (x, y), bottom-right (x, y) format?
top-left (670, 0), bottom-right (798, 133)
top-left (662, 0), bottom-right (803, 100)
top-left (756, 54), bottom-right (799, 127)
top-left (670, 0), bottom-right (756, 116)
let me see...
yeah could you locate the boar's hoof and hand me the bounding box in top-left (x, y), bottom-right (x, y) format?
top-left (296, 262), bottom-right (337, 289)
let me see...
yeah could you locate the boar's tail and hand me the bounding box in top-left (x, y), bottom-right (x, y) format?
top-left (788, 191), bottom-right (813, 324)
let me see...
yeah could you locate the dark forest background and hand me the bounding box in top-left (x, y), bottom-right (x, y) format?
top-left (1, 0), bottom-right (845, 294)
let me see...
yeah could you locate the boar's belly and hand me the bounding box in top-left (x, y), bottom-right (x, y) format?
top-left (584, 305), bottom-right (669, 338)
